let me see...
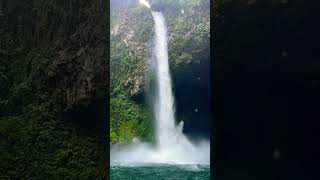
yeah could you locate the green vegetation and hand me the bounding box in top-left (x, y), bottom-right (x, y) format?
top-left (0, 0), bottom-right (107, 178)
top-left (110, 6), bottom-right (153, 144)
top-left (110, 94), bottom-right (151, 144)
top-left (109, 34), bottom-right (153, 143)
top-left (0, 49), bottom-right (106, 179)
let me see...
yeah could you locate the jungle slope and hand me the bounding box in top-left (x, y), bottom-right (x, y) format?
top-left (0, 0), bottom-right (108, 179)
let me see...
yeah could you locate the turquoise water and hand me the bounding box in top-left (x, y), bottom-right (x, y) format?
top-left (110, 164), bottom-right (210, 180)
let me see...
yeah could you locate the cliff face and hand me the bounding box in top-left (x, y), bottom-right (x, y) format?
top-left (0, 0), bottom-right (108, 178)
top-left (48, 7), bottom-right (108, 111)
top-left (110, 0), bottom-right (210, 96)
top-left (1, 0), bottom-right (107, 111)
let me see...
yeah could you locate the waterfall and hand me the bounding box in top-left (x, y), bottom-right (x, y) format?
top-left (150, 11), bottom-right (209, 164)
top-left (152, 11), bottom-right (177, 150)
top-left (110, 9), bottom-right (210, 166)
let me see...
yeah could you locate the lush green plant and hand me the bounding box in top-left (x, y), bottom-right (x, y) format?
top-left (110, 93), bottom-right (152, 144)
top-left (0, 48), bottom-right (107, 178)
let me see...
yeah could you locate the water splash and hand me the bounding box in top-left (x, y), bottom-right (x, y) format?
top-left (111, 11), bottom-right (210, 165)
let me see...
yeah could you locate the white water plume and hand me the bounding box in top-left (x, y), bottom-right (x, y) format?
top-left (111, 10), bottom-right (210, 165)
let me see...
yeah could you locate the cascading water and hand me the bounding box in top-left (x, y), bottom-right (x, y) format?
top-left (111, 2), bottom-right (210, 166)
top-left (152, 11), bottom-right (177, 150)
